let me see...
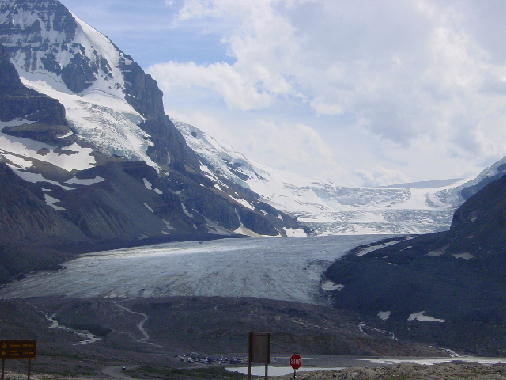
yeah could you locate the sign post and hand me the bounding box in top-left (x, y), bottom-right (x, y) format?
top-left (290, 353), bottom-right (302, 379)
top-left (0, 340), bottom-right (36, 380)
top-left (248, 332), bottom-right (271, 380)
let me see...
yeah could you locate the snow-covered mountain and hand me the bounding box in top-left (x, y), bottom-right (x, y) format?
top-left (0, 0), bottom-right (174, 167)
top-left (176, 121), bottom-right (479, 235)
top-left (0, 0), bottom-right (303, 283)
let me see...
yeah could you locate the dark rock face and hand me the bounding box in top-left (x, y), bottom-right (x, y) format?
top-left (120, 55), bottom-right (165, 121)
top-left (0, 45), bottom-right (73, 144)
top-left (61, 53), bottom-right (98, 93)
top-left (0, 46), bottom-right (67, 124)
top-left (143, 117), bottom-right (200, 171)
top-left (0, 163), bottom-right (87, 282)
top-left (450, 175), bottom-right (506, 252)
top-left (119, 54), bottom-right (201, 171)
top-left (0, 164), bottom-right (84, 246)
top-left (324, 175), bottom-right (506, 355)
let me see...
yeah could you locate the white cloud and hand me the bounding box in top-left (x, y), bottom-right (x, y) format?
top-left (170, 109), bottom-right (353, 183)
top-left (310, 98), bottom-right (344, 116)
top-left (150, 0), bottom-right (506, 184)
top-left (149, 61), bottom-right (273, 110)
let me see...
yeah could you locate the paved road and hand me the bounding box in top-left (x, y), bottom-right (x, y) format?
top-left (102, 366), bottom-right (139, 379)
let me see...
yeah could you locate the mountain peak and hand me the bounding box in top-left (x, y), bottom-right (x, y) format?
top-left (0, 0), bottom-right (177, 167)
top-left (0, 0), bottom-right (124, 95)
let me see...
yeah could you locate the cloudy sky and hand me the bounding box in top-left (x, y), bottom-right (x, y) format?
top-left (61, 0), bottom-right (506, 186)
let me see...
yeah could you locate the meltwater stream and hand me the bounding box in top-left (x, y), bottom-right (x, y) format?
top-left (0, 235), bottom-right (388, 303)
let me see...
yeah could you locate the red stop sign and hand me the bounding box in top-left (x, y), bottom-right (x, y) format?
top-left (290, 353), bottom-right (302, 370)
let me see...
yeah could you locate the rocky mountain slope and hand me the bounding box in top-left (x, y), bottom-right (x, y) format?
top-left (323, 174), bottom-right (506, 355)
top-left (175, 121), bottom-right (475, 235)
top-left (0, 0), bottom-right (301, 283)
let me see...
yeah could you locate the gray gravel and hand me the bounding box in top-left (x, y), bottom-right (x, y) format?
top-left (279, 362), bottom-right (506, 379)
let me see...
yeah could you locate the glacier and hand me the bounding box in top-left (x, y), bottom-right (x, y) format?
top-left (0, 235), bottom-right (389, 304)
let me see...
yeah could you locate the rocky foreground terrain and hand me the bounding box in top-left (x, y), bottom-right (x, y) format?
top-left (0, 296), bottom-right (449, 378)
top-left (278, 363), bottom-right (506, 380)
top-left (3, 362), bottom-right (506, 379)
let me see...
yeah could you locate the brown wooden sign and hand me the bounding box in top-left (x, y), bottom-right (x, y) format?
top-left (248, 332), bottom-right (271, 364)
top-left (0, 340), bottom-right (36, 359)
top-left (248, 332), bottom-right (271, 380)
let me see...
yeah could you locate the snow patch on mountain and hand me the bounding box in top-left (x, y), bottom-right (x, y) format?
top-left (230, 195), bottom-right (254, 210)
top-left (10, 169), bottom-right (73, 190)
top-left (355, 240), bottom-right (402, 256)
top-left (377, 311), bottom-right (391, 321)
top-left (0, 119), bottom-right (95, 171)
top-left (142, 178), bottom-right (163, 194)
top-left (44, 193), bottom-right (65, 211)
top-left (408, 311), bottom-right (445, 323)
top-left (65, 176), bottom-right (104, 185)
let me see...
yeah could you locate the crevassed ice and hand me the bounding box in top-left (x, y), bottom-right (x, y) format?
top-left (19, 77), bottom-right (156, 168)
